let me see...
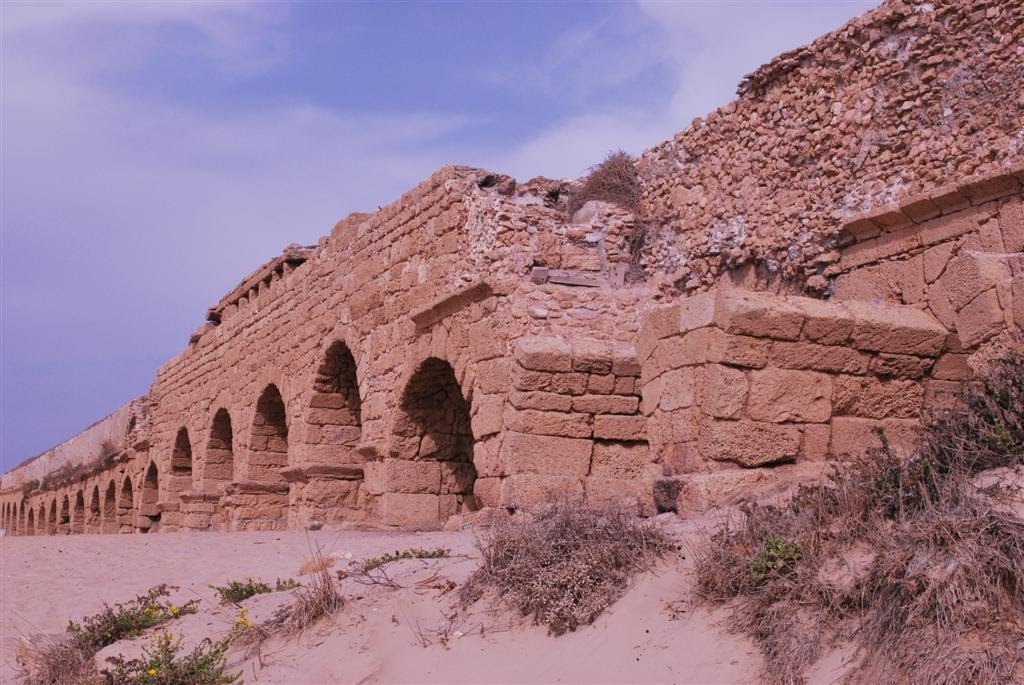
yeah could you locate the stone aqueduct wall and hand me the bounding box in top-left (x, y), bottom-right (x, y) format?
top-left (3, 0), bottom-right (1023, 536)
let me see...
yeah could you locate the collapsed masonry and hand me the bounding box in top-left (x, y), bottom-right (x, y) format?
top-left (2, 0), bottom-right (1023, 534)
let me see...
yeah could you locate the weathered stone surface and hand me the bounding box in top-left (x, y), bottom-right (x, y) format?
top-left (748, 368), bottom-right (831, 423)
top-left (698, 420), bottom-right (802, 467)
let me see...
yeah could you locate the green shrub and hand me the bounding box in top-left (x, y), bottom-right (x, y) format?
top-left (356, 548), bottom-right (449, 574)
top-left (69, 585), bottom-right (198, 651)
top-left (750, 536), bottom-right (801, 584)
top-left (102, 631), bottom-right (240, 685)
top-left (209, 578), bottom-right (271, 605)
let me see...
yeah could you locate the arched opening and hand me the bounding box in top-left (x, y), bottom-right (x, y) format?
top-left (58, 496), bottom-right (69, 534)
top-left (41, 501), bottom-right (50, 534)
top-left (308, 341), bottom-right (362, 455)
top-left (103, 481), bottom-right (117, 533)
top-left (27, 507), bottom-right (35, 535)
top-left (17, 503), bottom-right (24, 535)
top-left (118, 476), bottom-right (134, 533)
top-left (139, 463), bottom-right (161, 532)
top-left (204, 409), bottom-right (234, 487)
top-left (248, 385), bottom-right (289, 482)
top-left (73, 490), bottom-right (86, 534)
top-left (88, 486), bottom-right (101, 532)
top-left (172, 428), bottom-right (193, 477)
top-left (389, 357), bottom-right (477, 525)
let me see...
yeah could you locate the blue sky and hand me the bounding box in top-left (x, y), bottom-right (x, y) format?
top-left (0, 0), bottom-right (876, 469)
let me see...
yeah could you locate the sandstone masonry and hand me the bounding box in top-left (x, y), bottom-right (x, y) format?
top-left (2, 0), bottom-right (1022, 535)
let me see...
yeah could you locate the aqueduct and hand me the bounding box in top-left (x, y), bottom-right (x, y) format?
top-left (3, 0), bottom-right (1023, 534)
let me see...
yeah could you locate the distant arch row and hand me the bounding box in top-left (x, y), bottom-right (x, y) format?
top-left (4, 340), bottom-right (476, 534)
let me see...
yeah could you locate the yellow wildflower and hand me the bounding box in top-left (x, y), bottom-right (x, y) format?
top-left (147, 668), bottom-right (157, 676)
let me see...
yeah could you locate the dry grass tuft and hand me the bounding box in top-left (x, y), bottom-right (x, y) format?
top-left (264, 547), bottom-right (343, 637)
top-left (460, 498), bottom-right (671, 636)
top-left (16, 636), bottom-right (101, 685)
top-left (567, 150), bottom-right (641, 216)
top-left (694, 343), bottom-right (1024, 685)
top-left (298, 554), bottom-right (336, 576)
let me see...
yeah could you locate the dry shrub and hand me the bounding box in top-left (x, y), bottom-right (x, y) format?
top-left (264, 548), bottom-right (343, 637)
top-left (298, 554), bottom-right (335, 576)
top-left (460, 499), bottom-right (671, 635)
top-left (16, 636), bottom-right (100, 685)
top-left (566, 150), bottom-right (641, 216)
top-left (694, 344), bottom-right (1024, 685)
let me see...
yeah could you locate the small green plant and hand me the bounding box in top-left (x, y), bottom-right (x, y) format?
top-left (749, 536), bottom-right (801, 583)
top-left (68, 585), bottom-right (198, 651)
top-left (210, 577), bottom-right (301, 605)
top-left (102, 630), bottom-right (240, 685)
top-left (356, 548), bottom-right (449, 573)
top-left (210, 578), bottom-right (271, 605)
top-left (274, 577), bottom-right (300, 592)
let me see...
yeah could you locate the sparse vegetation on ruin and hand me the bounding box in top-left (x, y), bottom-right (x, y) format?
top-left (566, 150), bottom-right (641, 216)
top-left (694, 345), bottom-right (1024, 685)
top-left (459, 499), bottom-right (671, 636)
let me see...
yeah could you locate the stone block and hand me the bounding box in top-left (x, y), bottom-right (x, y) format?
top-left (503, 474), bottom-right (583, 508)
top-left (868, 354), bottom-right (933, 378)
top-left (769, 341), bottom-right (869, 374)
top-left (845, 301), bottom-right (947, 356)
top-left (514, 337), bottom-right (572, 372)
top-left (747, 368), bottom-right (831, 423)
top-left (514, 370), bottom-right (588, 395)
top-left (502, 432), bottom-right (592, 476)
top-left (830, 417), bottom-right (920, 460)
top-left (382, 493), bottom-right (439, 528)
top-left (940, 252), bottom-right (1011, 312)
top-left (698, 420), bottom-right (801, 467)
top-left (473, 477), bottom-right (503, 508)
top-left (832, 376), bottom-right (922, 419)
top-left (659, 368), bottom-right (699, 412)
top-left (701, 365), bottom-right (747, 419)
top-left (714, 289), bottom-right (804, 340)
top-left (587, 373), bottom-right (616, 394)
top-left (383, 459), bottom-right (441, 494)
top-left (637, 305), bottom-right (682, 361)
top-left (1000, 200), bottom-right (1024, 252)
top-left (591, 441), bottom-right (652, 479)
top-left (571, 339), bottom-right (613, 374)
top-left (675, 470), bottom-right (773, 512)
top-left (593, 415), bottom-right (647, 441)
top-left (505, 409), bottom-right (593, 438)
top-left (508, 390), bottom-right (573, 412)
top-left (794, 297), bottom-right (855, 345)
top-left (471, 393), bottom-right (504, 438)
top-left (705, 329), bottom-right (771, 368)
top-left (931, 353), bottom-right (972, 381)
top-left (611, 344), bottom-right (642, 377)
top-left (923, 379), bottom-right (963, 411)
top-left (922, 242), bottom-right (956, 284)
top-left (585, 476), bottom-right (650, 514)
top-left (571, 394), bottom-right (639, 415)
top-left (955, 289), bottom-right (1004, 348)
top-left (677, 292), bottom-right (716, 333)
top-left (800, 424), bottom-right (831, 461)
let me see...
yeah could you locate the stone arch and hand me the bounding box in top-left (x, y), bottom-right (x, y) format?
top-left (72, 490), bottom-right (86, 534)
top-left (118, 476), bottom-right (135, 533)
top-left (171, 427), bottom-right (194, 478)
top-left (57, 496), bottom-right (69, 534)
top-left (139, 462), bottom-right (161, 532)
top-left (103, 480), bottom-right (118, 533)
top-left (204, 409), bottom-right (235, 487)
top-left (387, 357), bottom-right (478, 526)
top-left (248, 384), bottom-right (289, 482)
top-left (307, 340), bottom-right (362, 455)
top-left (88, 486), bottom-right (101, 532)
